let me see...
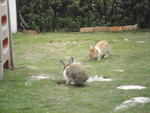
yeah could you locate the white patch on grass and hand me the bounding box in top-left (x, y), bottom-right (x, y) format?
top-left (117, 85), bottom-right (146, 90)
top-left (86, 75), bottom-right (113, 83)
top-left (25, 75), bottom-right (54, 86)
top-left (73, 62), bottom-right (81, 65)
top-left (31, 75), bottom-right (50, 80)
top-left (115, 97), bottom-right (150, 111)
top-left (124, 38), bottom-right (129, 41)
top-left (137, 41), bottom-right (145, 43)
top-left (26, 66), bottom-right (39, 70)
top-left (65, 56), bottom-right (70, 59)
top-left (113, 69), bottom-right (124, 72)
top-left (84, 65), bottom-right (91, 68)
top-left (25, 81), bottom-right (32, 86)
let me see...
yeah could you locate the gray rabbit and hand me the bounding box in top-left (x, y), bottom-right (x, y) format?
top-left (60, 57), bottom-right (88, 86)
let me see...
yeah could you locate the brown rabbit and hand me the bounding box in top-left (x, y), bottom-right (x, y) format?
top-left (89, 40), bottom-right (110, 60)
top-left (60, 57), bottom-right (88, 86)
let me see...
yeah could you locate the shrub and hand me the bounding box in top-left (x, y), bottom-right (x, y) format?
top-left (16, 0), bottom-right (150, 32)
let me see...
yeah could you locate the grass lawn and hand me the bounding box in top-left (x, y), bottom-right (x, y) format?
top-left (0, 30), bottom-right (150, 113)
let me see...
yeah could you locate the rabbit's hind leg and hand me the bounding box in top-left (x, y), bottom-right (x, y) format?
top-left (98, 54), bottom-right (102, 60)
top-left (98, 57), bottom-right (101, 60)
top-left (104, 54), bottom-right (109, 58)
top-left (65, 78), bottom-right (72, 85)
top-left (104, 51), bottom-right (109, 58)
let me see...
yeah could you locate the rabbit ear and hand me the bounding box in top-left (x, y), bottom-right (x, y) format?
top-left (60, 60), bottom-right (65, 65)
top-left (93, 44), bottom-right (96, 49)
top-left (90, 45), bottom-right (93, 49)
top-left (68, 57), bottom-right (74, 64)
top-left (90, 44), bottom-right (95, 48)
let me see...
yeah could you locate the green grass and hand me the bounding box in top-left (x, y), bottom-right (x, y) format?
top-left (0, 30), bottom-right (150, 113)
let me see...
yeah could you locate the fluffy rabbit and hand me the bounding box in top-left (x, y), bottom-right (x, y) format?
top-left (89, 40), bottom-right (110, 60)
top-left (60, 57), bottom-right (88, 86)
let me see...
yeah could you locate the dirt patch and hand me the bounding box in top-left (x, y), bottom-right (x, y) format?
top-left (56, 80), bottom-right (74, 89)
top-left (57, 80), bottom-right (66, 85)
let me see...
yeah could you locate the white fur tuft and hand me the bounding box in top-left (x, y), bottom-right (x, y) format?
top-left (63, 67), bottom-right (69, 84)
top-left (95, 46), bottom-right (102, 54)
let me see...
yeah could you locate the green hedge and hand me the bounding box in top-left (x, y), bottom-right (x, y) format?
top-left (17, 0), bottom-right (150, 32)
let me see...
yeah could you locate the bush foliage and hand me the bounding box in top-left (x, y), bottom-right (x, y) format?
top-left (17, 0), bottom-right (150, 32)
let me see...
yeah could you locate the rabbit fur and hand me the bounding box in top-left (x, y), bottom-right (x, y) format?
top-left (60, 57), bottom-right (88, 86)
top-left (89, 40), bottom-right (110, 60)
